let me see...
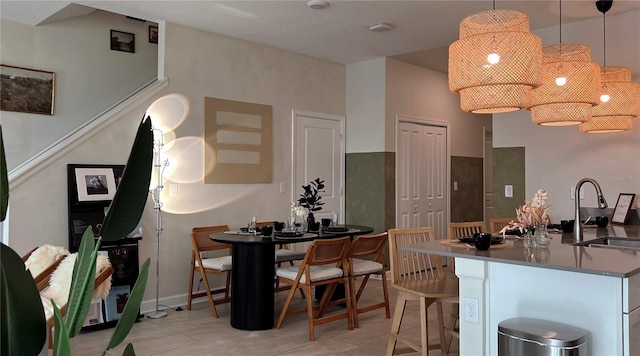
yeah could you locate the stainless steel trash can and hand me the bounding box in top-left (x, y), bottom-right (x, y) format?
top-left (498, 317), bottom-right (587, 356)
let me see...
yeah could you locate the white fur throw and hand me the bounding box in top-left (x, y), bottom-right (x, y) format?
top-left (24, 245), bottom-right (69, 278)
top-left (40, 253), bottom-right (112, 319)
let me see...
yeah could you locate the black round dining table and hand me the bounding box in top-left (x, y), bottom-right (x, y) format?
top-left (210, 224), bottom-right (374, 331)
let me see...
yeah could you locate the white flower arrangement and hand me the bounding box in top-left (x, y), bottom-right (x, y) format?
top-left (291, 202), bottom-right (305, 218)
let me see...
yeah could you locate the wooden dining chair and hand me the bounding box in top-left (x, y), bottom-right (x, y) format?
top-left (275, 236), bottom-right (353, 341)
top-left (188, 225), bottom-right (232, 318)
top-left (386, 227), bottom-right (459, 356)
top-left (346, 232), bottom-right (390, 328)
top-left (448, 221), bottom-right (488, 239)
top-left (490, 217), bottom-right (516, 233)
top-left (257, 221), bottom-right (306, 266)
top-left (257, 221), bottom-right (307, 294)
top-left (447, 221), bottom-right (487, 272)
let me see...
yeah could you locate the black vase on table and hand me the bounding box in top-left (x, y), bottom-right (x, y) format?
top-left (307, 212), bottom-right (316, 232)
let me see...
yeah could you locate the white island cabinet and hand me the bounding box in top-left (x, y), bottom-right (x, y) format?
top-left (624, 272), bottom-right (640, 355)
top-left (456, 257), bottom-right (639, 355)
top-left (399, 226), bottom-right (640, 356)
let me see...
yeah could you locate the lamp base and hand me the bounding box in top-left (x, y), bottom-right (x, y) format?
top-left (146, 310), bottom-right (168, 319)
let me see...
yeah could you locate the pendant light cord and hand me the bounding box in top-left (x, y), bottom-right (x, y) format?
top-left (602, 12), bottom-right (607, 68)
top-left (559, 0), bottom-right (562, 43)
top-left (596, 1), bottom-right (613, 67)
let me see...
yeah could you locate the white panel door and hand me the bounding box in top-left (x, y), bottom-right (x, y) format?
top-left (397, 119), bottom-right (448, 240)
top-left (292, 110), bottom-right (344, 225)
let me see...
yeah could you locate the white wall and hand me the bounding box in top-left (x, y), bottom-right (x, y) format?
top-left (345, 57), bottom-right (386, 153)
top-left (148, 22), bottom-right (345, 301)
top-left (494, 9), bottom-right (640, 220)
top-left (0, 11), bottom-right (158, 171)
top-left (6, 20), bottom-right (345, 306)
top-left (345, 57), bottom-right (492, 156)
top-left (386, 58), bottom-right (492, 157)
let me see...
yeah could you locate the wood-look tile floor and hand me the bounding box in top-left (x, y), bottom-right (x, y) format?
top-left (66, 279), bottom-right (459, 356)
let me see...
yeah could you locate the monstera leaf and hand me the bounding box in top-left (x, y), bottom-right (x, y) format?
top-left (101, 116), bottom-right (154, 241)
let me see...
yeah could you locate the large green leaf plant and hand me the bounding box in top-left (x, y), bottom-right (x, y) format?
top-left (1, 116), bottom-right (155, 355)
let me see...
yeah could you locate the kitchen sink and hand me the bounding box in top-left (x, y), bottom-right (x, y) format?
top-left (575, 237), bottom-right (640, 251)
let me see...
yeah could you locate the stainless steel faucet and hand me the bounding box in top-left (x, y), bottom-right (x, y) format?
top-left (574, 178), bottom-right (608, 242)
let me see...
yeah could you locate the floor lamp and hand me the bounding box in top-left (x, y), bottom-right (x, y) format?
top-left (147, 128), bottom-right (169, 319)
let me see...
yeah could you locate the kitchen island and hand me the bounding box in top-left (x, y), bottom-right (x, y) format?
top-left (400, 225), bottom-right (640, 356)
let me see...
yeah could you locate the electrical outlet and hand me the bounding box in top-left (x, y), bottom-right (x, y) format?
top-left (279, 182), bottom-right (286, 193)
top-left (464, 297), bottom-right (479, 324)
top-left (169, 183), bottom-right (178, 197)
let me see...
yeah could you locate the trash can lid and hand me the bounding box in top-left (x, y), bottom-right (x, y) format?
top-left (498, 317), bottom-right (587, 348)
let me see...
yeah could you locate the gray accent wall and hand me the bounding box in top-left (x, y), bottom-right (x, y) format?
top-left (451, 156), bottom-right (484, 222)
top-left (345, 152), bottom-right (395, 234)
top-left (493, 147), bottom-right (526, 219)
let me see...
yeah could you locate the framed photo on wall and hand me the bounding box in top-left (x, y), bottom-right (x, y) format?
top-left (110, 30), bottom-right (135, 53)
top-left (74, 167), bottom-right (118, 202)
top-left (149, 26), bottom-right (158, 44)
top-left (611, 193), bottom-right (636, 224)
top-left (68, 164), bottom-right (124, 206)
top-left (0, 64), bottom-right (55, 115)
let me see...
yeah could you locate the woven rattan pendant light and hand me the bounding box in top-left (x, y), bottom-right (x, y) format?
top-left (580, 1), bottom-right (639, 133)
top-left (448, 3), bottom-right (542, 114)
top-left (579, 66), bottom-right (639, 133)
top-left (527, 0), bottom-right (601, 126)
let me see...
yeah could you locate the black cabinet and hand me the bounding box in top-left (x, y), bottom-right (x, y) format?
top-left (99, 239), bottom-right (141, 324)
top-left (67, 164), bottom-right (142, 329)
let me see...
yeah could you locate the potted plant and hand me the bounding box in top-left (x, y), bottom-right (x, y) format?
top-left (298, 178), bottom-right (325, 230)
top-left (1, 117), bottom-right (153, 356)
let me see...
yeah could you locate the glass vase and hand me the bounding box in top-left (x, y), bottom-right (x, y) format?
top-left (534, 223), bottom-right (550, 248)
top-left (523, 229), bottom-right (535, 249)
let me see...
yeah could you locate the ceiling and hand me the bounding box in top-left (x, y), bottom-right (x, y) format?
top-left (2, 0), bottom-right (639, 73)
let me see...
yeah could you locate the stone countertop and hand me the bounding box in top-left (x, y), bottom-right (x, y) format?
top-left (400, 225), bottom-right (640, 278)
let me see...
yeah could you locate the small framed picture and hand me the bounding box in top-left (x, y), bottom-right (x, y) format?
top-left (110, 30), bottom-right (135, 53)
top-left (74, 167), bottom-right (118, 202)
top-left (149, 26), bottom-right (158, 44)
top-left (0, 64), bottom-right (55, 115)
top-left (104, 285), bottom-right (131, 322)
top-left (611, 193), bottom-right (636, 224)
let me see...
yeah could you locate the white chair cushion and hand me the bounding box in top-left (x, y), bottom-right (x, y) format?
top-left (274, 249), bottom-right (306, 263)
top-left (196, 255), bottom-right (232, 271)
top-left (276, 265), bottom-right (343, 284)
top-left (351, 258), bottom-right (383, 276)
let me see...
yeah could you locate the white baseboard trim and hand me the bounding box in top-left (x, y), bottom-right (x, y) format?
top-left (140, 291), bottom-right (228, 315)
top-left (140, 294), bottom-right (187, 315)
